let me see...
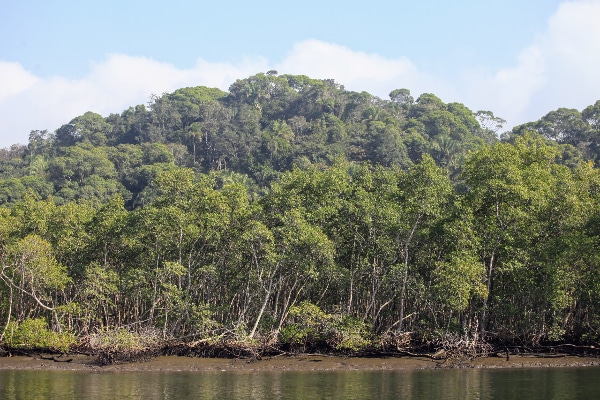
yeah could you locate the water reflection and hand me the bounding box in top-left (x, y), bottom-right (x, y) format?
top-left (1, 367), bottom-right (600, 399)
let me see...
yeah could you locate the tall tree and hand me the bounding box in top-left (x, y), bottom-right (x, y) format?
top-left (464, 133), bottom-right (558, 336)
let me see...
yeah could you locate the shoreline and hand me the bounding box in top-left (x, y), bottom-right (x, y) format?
top-left (1, 354), bottom-right (599, 372)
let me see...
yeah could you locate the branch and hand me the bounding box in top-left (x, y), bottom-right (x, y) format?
top-left (0, 270), bottom-right (55, 311)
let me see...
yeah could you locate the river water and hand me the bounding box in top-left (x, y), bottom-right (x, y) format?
top-left (1, 367), bottom-right (600, 399)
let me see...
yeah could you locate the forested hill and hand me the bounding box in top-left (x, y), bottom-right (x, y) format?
top-left (2, 72), bottom-right (501, 207)
top-left (1, 72), bottom-right (600, 359)
top-left (2, 71), bottom-right (596, 208)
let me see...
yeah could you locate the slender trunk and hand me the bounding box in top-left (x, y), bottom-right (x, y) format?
top-left (103, 242), bottom-right (108, 268)
top-left (364, 259), bottom-right (381, 322)
top-left (249, 278), bottom-right (273, 338)
top-left (0, 283), bottom-right (13, 342)
top-left (163, 311), bottom-right (168, 338)
top-left (347, 233), bottom-right (358, 314)
top-left (374, 299), bottom-right (393, 328)
top-left (480, 198), bottom-right (503, 333)
top-left (178, 226), bottom-right (183, 290)
top-left (248, 243), bottom-right (276, 338)
top-left (276, 278), bottom-right (305, 333)
top-left (149, 238), bottom-right (160, 325)
top-left (348, 270), bottom-right (354, 315)
top-left (192, 139), bottom-right (196, 164)
top-left (480, 250), bottom-right (495, 333)
top-left (396, 214), bottom-right (421, 333)
top-left (397, 271), bottom-right (408, 333)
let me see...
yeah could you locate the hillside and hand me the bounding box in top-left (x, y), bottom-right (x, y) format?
top-left (1, 72), bottom-right (503, 207)
top-left (1, 73), bottom-right (600, 361)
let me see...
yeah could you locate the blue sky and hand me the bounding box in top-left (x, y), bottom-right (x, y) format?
top-left (1, 0), bottom-right (599, 148)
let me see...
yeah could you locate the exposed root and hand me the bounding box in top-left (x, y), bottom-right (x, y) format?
top-left (6, 329), bottom-right (596, 367)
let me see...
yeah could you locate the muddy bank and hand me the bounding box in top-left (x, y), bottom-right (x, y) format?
top-left (1, 354), bottom-right (599, 372)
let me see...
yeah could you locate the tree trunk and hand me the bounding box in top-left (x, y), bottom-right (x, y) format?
top-left (396, 214), bottom-right (421, 333)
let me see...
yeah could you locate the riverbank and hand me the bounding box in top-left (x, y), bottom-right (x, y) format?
top-left (1, 354), bottom-right (599, 372)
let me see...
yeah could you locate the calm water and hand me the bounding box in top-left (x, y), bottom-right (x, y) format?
top-left (1, 367), bottom-right (600, 399)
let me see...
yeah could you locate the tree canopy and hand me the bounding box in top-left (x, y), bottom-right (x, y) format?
top-left (1, 73), bottom-right (600, 356)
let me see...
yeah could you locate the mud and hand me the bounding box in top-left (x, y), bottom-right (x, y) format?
top-left (1, 354), bottom-right (599, 372)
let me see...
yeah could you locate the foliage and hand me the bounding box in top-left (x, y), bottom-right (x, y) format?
top-left (88, 328), bottom-right (161, 353)
top-left (330, 315), bottom-right (371, 351)
top-left (280, 301), bottom-right (371, 352)
top-left (280, 301), bottom-right (332, 348)
top-left (5, 318), bottom-right (75, 352)
top-left (1, 73), bottom-right (600, 356)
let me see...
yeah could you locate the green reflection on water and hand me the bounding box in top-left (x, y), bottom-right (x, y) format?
top-left (1, 367), bottom-right (600, 399)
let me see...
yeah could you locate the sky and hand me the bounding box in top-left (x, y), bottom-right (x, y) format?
top-left (1, 0), bottom-right (599, 148)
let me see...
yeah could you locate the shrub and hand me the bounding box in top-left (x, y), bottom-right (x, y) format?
top-left (330, 315), bottom-right (370, 352)
top-left (88, 327), bottom-right (161, 353)
top-left (87, 327), bottom-right (163, 365)
top-left (5, 318), bottom-right (75, 352)
top-left (280, 301), bottom-right (371, 352)
top-left (280, 301), bottom-right (332, 349)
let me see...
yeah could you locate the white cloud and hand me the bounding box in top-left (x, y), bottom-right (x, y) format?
top-left (0, 62), bottom-right (39, 104)
top-left (461, 0), bottom-right (600, 128)
top-left (1, 1), bottom-right (599, 148)
top-left (461, 45), bottom-right (547, 126)
top-left (530, 0), bottom-right (600, 115)
top-left (0, 40), bottom-right (454, 149)
top-left (0, 55), bottom-right (268, 148)
top-left (85, 54), bottom-right (270, 106)
top-left (275, 39), bottom-right (450, 99)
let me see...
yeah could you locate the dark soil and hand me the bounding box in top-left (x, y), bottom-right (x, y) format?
top-left (1, 353), bottom-right (599, 372)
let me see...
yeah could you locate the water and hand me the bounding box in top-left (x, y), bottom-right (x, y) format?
top-left (1, 367), bottom-right (600, 399)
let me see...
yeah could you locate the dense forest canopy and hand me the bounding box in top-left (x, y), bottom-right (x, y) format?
top-left (1, 72), bottom-right (600, 355)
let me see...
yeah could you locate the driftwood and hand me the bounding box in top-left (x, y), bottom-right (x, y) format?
top-left (504, 343), bottom-right (600, 358)
top-left (37, 353), bottom-right (73, 362)
top-left (395, 349), bottom-right (447, 360)
top-left (51, 356), bottom-right (73, 362)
